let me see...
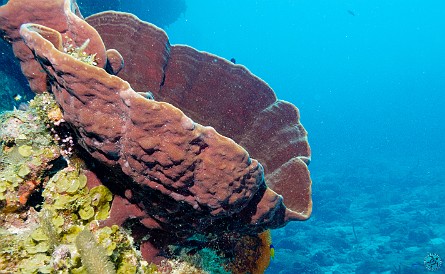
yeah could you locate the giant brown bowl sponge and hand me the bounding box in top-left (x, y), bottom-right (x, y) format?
top-left (86, 12), bottom-right (312, 220)
top-left (19, 21), bottom-right (304, 242)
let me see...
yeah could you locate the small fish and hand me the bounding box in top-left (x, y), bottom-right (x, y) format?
top-left (230, 57), bottom-right (236, 64)
top-left (18, 102), bottom-right (29, 111)
top-left (347, 10), bottom-right (356, 16)
top-left (137, 91), bottom-right (154, 100)
top-left (13, 94), bottom-right (22, 101)
top-left (270, 244), bottom-right (275, 260)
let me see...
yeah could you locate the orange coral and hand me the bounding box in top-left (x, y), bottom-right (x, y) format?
top-left (18, 181), bottom-right (38, 205)
top-left (254, 230), bottom-right (273, 274)
top-left (227, 230), bottom-right (272, 274)
top-left (47, 107), bottom-right (64, 124)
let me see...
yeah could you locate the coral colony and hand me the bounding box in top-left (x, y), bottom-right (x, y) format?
top-left (0, 0), bottom-right (312, 273)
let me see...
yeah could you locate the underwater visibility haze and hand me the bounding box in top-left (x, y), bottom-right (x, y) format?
top-left (0, 0), bottom-right (444, 273)
top-left (172, 1), bottom-right (444, 273)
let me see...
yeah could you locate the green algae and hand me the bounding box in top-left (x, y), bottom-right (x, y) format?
top-left (17, 253), bottom-right (53, 273)
top-left (75, 229), bottom-right (116, 274)
top-left (10, 154), bottom-right (148, 272)
top-left (1, 161), bottom-right (151, 273)
top-left (30, 228), bottom-right (49, 242)
top-left (17, 164), bottom-right (31, 178)
top-left (18, 145), bottom-right (33, 157)
top-left (64, 39), bottom-right (98, 66)
top-left (29, 92), bottom-right (64, 127)
top-left (44, 168), bottom-right (113, 223)
top-left (78, 205), bottom-right (95, 220)
top-left (40, 209), bottom-right (61, 252)
top-left (0, 92), bottom-right (64, 213)
top-left (0, 93), bottom-right (150, 273)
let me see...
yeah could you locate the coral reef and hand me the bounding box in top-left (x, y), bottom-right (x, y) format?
top-left (0, 93), bottom-right (274, 271)
top-left (265, 159), bottom-right (445, 273)
top-left (75, 229), bottom-right (116, 274)
top-left (0, 95), bottom-right (61, 213)
top-left (0, 0), bottom-right (312, 271)
top-left (166, 230), bottom-right (273, 274)
top-left (0, 94), bottom-right (151, 273)
top-left (19, 20), bottom-right (305, 261)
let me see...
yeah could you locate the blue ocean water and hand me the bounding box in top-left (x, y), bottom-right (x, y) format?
top-left (164, 1), bottom-right (445, 273)
top-left (166, 0), bottom-right (445, 169)
top-left (1, 0), bottom-right (444, 273)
